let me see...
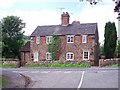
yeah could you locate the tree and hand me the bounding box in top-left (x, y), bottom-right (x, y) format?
top-left (0, 21), bottom-right (2, 60)
top-left (104, 22), bottom-right (117, 59)
top-left (79, 0), bottom-right (120, 12)
top-left (116, 40), bottom-right (120, 57)
top-left (99, 44), bottom-right (104, 56)
top-left (1, 16), bottom-right (25, 59)
top-left (48, 35), bottom-right (60, 60)
top-left (114, 0), bottom-right (120, 12)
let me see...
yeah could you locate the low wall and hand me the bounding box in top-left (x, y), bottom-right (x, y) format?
top-left (26, 60), bottom-right (94, 66)
top-left (2, 58), bottom-right (19, 65)
top-left (2, 58), bottom-right (120, 67)
top-left (99, 58), bottom-right (120, 67)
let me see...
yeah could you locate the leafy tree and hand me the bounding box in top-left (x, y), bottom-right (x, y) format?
top-left (99, 44), bottom-right (104, 56)
top-left (23, 35), bottom-right (30, 43)
top-left (104, 22), bottom-right (117, 59)
top-left (116, 40), bottom-right (120, 58)
top-left (1, 16), bottom-right (25, 59)
top-left (48, 35), bottom-right (60, 60)
top-left (0, 21), bottom-right (2, 61)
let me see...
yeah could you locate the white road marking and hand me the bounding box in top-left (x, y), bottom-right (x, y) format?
top-left (77, 71), bottom-right (85, 89)
top-left (41, 71), bottom-right (50, 73)
top-left (23, 71), bottom-right (29, 73)
top-left (53, 71), bottom-right (62, 73)
top-left (64, 71), bottom-right (72, 73)
top-left (100, 71), bottom-right (106, 73)
top-left (12, 71), bottom-right (23, 73)
top-left (12, 71), bottom-right (29, 73)
top-left (12, 71), bottom-right (19, 73)
top-left (31, 71), bottom-right (39, 73)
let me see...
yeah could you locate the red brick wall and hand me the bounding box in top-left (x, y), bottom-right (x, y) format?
top-left (30, 36), bottom-right (48, 61)
top-left (61, 16), bottom-right (69, 26)
top-left (21, 52), bottom-right (30, 65)
top-left (59, 35), bottom-right (95, 62)
top-left (30, 35), bottom-right (96, 63)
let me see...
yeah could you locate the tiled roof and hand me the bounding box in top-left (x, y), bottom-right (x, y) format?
top-left (20, 41), bottom-right (30, 52)
top-left (31, 23), bottom-right (98, 36)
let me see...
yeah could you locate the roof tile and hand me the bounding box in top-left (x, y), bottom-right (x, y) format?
top-left (31, 23), bottom-right (97, 36)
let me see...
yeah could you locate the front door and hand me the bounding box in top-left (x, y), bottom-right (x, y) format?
top-left (34, 52), bottom-right (38, 62)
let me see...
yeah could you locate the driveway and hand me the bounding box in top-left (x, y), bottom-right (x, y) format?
top-left (2, 67), bottom-right (119, 89)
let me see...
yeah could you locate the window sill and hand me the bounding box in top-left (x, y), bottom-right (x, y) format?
top-left (83, 59), bottom-right (89, 60)
top-left (67, 42), bottom-right (74, 44)
top-left (66, 59), bottom-right (74, 61)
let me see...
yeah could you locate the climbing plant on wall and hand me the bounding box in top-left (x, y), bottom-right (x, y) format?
top-left (48, 35), bottom-right (60, 60)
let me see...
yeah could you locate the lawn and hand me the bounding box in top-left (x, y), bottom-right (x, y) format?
top-left (25, 63), bottom-right (91, 68)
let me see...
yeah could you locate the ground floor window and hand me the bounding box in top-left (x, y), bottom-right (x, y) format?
top-left (66, 52), bottom-right (74, 60)
top-left (33, 51), bottom-right (38, 62)
top-left (83, 51), bottom-right (89, 60)
top-left (46, 52), bottom-right (52, 60)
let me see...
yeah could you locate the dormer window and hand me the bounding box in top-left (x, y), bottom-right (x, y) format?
top-left (67, 35), bottom-right (74, 43)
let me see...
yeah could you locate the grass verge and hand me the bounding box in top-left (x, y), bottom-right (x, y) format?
top-left (25, 63), bottom-right (91, 68)
top-left (0, 64), bottom-right (17, 68)
top-left (0, 76), bottom-right (7, 87)
top-left (109, 64), bottom-right (120, 67)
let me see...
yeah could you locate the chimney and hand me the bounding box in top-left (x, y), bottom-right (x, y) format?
top-left (61, 12), bottom-right (70, 26)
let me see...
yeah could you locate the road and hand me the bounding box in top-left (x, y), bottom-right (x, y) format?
top-left (2, 67), bottom-right (119, 89)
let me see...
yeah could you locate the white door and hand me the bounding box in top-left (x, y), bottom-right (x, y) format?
top-left (34, 52), bottom-right (38, 62)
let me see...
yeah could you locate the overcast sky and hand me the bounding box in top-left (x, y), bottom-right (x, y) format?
top-left (0, 0), bottom-right (118, 44)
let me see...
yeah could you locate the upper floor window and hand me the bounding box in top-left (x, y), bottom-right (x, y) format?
top-left (82, 35), bottom-right (87, 43)
top-left (46, 36), bottom-right (52, 44)
top-left (36, 36), bottom-right (40, 44)
top-left (66, 52), bottom-right (74, 60)
top-left (67, 35), bottom-right (74, 43)
top-left (46, 52), bottom-right (52, 60)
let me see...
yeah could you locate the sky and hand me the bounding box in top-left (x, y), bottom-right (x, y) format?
top-left (0, 0), bottom-right (118, 44)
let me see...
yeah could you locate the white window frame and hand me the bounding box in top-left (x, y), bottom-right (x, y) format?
top-left (67, 35), bottom-right (74, 43)
top-left (82, 35), bottom-right (87, 43)
top-left (46, 52), bottom-right (52, 60)
top-left (36, 36), bottom-right (40, 44)
top-left (33, 51), bottom-right (38, 62)
top-left (83, 50), bottom-right (89, 60)
top-left (66, 52), bottom-right (74, 60)
top-left (46, 36), bottom-right (52, 44)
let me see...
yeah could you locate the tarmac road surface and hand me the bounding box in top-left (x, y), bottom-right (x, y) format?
top-left (2, 67), bottom-right (119, 89)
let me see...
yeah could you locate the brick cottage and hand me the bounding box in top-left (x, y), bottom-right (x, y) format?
top-left (21, 12), bottom-right (99, 66)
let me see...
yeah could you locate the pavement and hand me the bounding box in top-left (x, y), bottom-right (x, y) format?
top-left (1, 67), bottom-right (120, 89)
top-left (1, 70), bottom-right (29, 88)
